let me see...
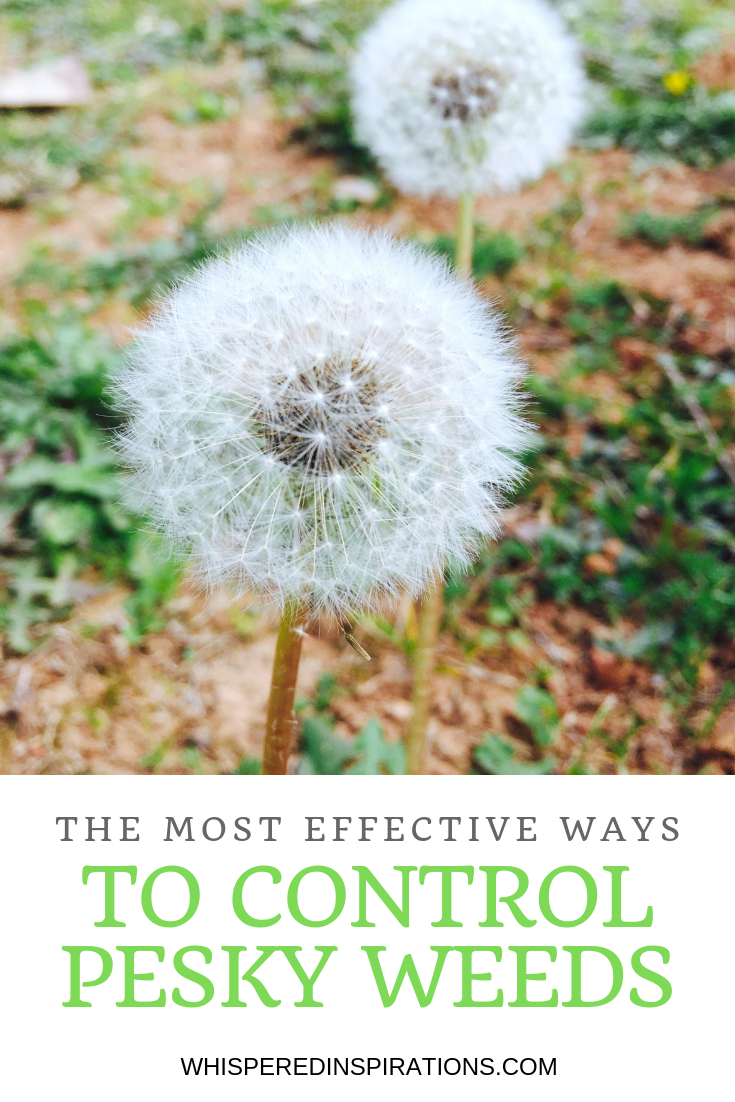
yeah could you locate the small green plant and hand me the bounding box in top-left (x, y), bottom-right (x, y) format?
top-left (171, 90), bottom-right (235, 125)
top-left (584, 92), bottom-right (735, 169)
top-left (0, 104), bottom-right (134, 209)
top-left (122, 537), bottom-right (182, 645)
top-left (0, 318), bottom-right (123, 648)
top-left (300, 714), bottom-right (405, 775)
top-left (140, 739), bottom-right (170, 774)
top-left (619, 207), bottom-right (717, 248)
top-left (515, 684), bottom-right (561, 748)
top-left (0, 314), bottom-right (180, 650)
top-left (427, 227), bottom-right (524, 279)
top-left (471, 685), bottom-right (559, 776)
top-left (473, 734), bottom-right (555, 776)
top-left (231, 756), bottom-right (261, 775)
top-left (297, 675), bottom-right (405, 776)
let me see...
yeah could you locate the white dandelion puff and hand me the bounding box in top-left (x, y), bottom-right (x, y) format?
top-left (113, 222), bottom-right (529, 621)
top-left (351, 0), bottom-right (586, 199)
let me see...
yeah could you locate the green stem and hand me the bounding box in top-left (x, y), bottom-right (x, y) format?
top-left (405, 191), bottom-right (476, 774)
top-left (262, 599), bottom-right (305, 775)
top-left (455, 189), bottom-right (476, 280)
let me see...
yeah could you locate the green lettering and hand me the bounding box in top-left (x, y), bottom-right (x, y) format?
top-left (362, 946), bottom-right (452, 1007)
top-left (115, 946), bottom-right (165, 1007)
top-left (351, 866), bottom-right (416, 928)
top-left (287, 867), bottom-right (345, 928)
top-left (419, 866), bottom-right (474, 927)
top-left (603, 867), bottom-right (653, 927)
top-left (538, 866), bottom-right (597, 927)
top-left (508, 946), bottom-right (558, 1007)
top-left (630, 946), bottom-right (672, 1008)
top-left (140, 866), bottom-right (199, 928)
top-left (452, 946), bottom-right (503, 1007)
top-left (82, 866), bottom-right (136, 927)
top-left (278, 946), bottom-right (338, 1007)
top-left (172, 946), bottom-right (215, 1008)
top-left (61, 946), bottom-right (113, 1007)
top-left (478, 867), bottom-right (536, 928)
top-left (562, 946), bottom-right (624, 1007)
top-left (220, 945), bottom-right (281, 1007)
top-left (232, 866), bottom-right (282, 927)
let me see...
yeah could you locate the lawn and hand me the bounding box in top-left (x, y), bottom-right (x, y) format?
top-left (1, 0), bottom-right (734, 775)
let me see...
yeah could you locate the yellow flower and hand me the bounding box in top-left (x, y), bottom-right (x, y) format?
top-left (663, 70), bottom-right (691, 96)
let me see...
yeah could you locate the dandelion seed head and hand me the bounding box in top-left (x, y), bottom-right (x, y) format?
top-left (351, 0), bottom-right (585, 198)
top-left (113, 222), bottom-right (529, 618)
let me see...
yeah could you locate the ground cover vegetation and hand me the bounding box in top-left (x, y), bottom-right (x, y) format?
top-left (1, 0), bottom-right (734, 775)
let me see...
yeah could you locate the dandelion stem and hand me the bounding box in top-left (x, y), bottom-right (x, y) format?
top-left (405, 193), bottom-right (475, 773)
top-left (262, 598), bottom-right (306, 775)
top-left (405, 568), bottom-right (444, 774)
top-left (455, 189), bottom-right (476, 280)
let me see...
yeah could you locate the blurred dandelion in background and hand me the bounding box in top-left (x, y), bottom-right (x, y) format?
top-left (351, 0), bottom-right (585, 200)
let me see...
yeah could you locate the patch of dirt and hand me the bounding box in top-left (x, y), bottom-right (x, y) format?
top-left (0, 206), bottom-right (35, 275)
top-left (694, 704), bottom-right (735, 771)
top-left (2, 569), bottom-right (731, 775)
top-left (130, 95), bottom-right (329, 236)
top-left (0, 89), bottom-right (328, 331)
top-left (693, 37), bottom-right (735, 91)
top-left (546, 153), bottom-right (735, 356)
top-left (0, 584), bottom-right (334, 775)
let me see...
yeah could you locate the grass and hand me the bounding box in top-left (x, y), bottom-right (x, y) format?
top-left (583, 91), bottom-right (735, 168)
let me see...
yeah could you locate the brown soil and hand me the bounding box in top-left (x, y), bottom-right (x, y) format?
top-left (0, 580), bottom-right (695, 776)
top-left (694, 37), bottom-right (735, 92)
top-left (2, 547), bottom-right (732, 776)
